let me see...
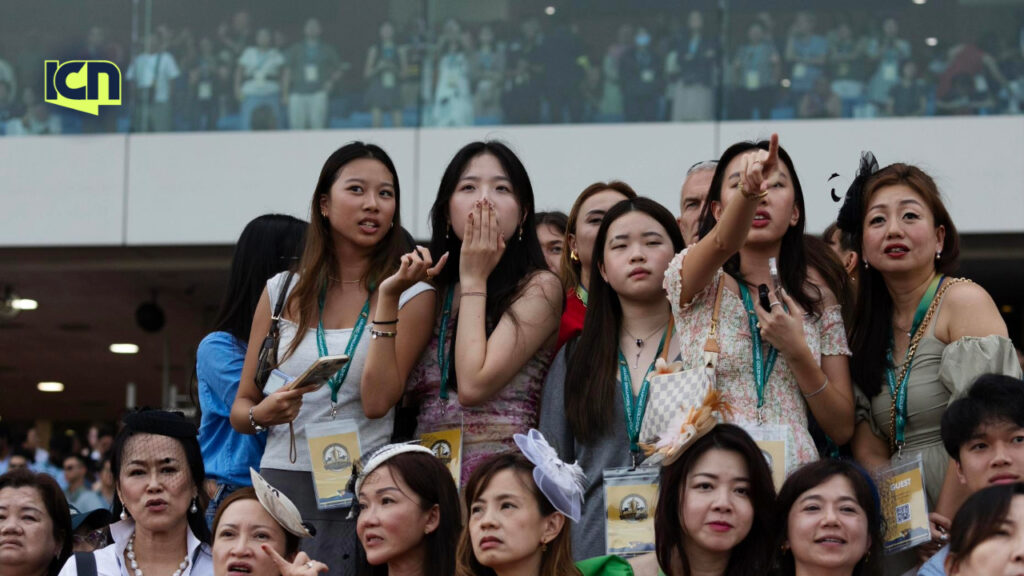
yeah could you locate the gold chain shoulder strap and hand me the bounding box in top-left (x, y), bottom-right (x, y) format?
top-left (887, 277), bottom-right (971, 451)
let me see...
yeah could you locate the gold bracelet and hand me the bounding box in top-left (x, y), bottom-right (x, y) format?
top-left (370, 328), bottom-right (397, 339)
top-left (461, 291), bottom-right (487, 298)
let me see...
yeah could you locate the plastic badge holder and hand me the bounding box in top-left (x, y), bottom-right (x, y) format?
top-left (604, 466), bottom-right (660, 557)
top-left (876, 452), bottom-right (931, 555)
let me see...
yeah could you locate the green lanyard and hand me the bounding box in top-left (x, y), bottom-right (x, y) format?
top-left (886, 274), bottom-right (943, 453)
top-left (618, 324), bottom-right (671, 459)
top-left (738, 283), bottom-right (778, 424)
top-left (575, 284), bottom-right (589, 307)
top-left (316, 281), bottom-right (372, 404)
top-left (437, 288), bottom-right (456, 400)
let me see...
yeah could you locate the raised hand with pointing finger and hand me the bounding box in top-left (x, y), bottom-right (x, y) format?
top-left (264, 546), bottom-right (329, 576)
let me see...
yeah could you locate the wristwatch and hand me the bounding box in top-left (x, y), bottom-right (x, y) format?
top-left (249, 406), bottom-right (266, 432)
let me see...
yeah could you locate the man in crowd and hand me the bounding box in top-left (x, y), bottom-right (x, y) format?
top-left (918, 374), bottom-right (1024, 575)
top-left (677, 160), bottom-right (716, 246)
top-left (63, 453), bottom-right (106, 512)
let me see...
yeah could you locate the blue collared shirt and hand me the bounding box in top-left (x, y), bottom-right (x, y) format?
top-left (918, 544), bottom-right (949, 575)
top-left (197, 332), bottom-right (265, 486)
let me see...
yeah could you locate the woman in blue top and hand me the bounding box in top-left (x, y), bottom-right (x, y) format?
top-left (196, 213), bottom-right (306, 528)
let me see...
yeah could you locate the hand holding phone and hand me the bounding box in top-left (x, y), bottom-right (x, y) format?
top-left (285, 355), bottom-right (350, 392)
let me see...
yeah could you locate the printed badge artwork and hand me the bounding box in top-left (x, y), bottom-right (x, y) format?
top-left (418, 428), bottom-right (463, 486)
top-left (877, 452), bottom-right (930, 554)
top-left (739, 424), bottom-right (790, 490)
top-left (306, 419), bottom-right (361, 510)
top-left (604, 466), bottom-right (659, 557)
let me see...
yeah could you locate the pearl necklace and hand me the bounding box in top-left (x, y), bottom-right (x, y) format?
top-left (126, 532), bottom-right (190, 576)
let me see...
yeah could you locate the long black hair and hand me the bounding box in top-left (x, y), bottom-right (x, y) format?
top-left (564, 197), bottom-right (684, 443)
top-left (426, 141), bottom-right (552, 390)
top-left (213, 214), bottom-right (307, 342)
top-left (697, 139), bottom-right (821, 316)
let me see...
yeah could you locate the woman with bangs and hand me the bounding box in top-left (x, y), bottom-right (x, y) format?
top-left (664, 134), bottom-right (855, 476)
top-left (404, 141), bottom-right (563, 484)
top-left (556, 181), bottom-right (638, 349)
top-left (540, 197), bottom-right (684, 560)
top-left (231, 142), bottom-right (440, 575)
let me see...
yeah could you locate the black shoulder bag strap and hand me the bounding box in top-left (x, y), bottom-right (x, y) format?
top-left (75, 551), bottom-right (98, 576)
top-left (255, 270), bottom-right (295, 392)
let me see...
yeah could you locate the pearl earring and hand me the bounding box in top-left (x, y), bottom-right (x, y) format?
top-left (935, 250), bottom-right (941, 261)
top-left (120, 509), bottom-right (128, 521)
top-left (190, 498), bottom-right (198, 514)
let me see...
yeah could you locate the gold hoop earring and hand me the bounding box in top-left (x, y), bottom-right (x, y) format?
top-left (570, 250), bottom-right (579, 262)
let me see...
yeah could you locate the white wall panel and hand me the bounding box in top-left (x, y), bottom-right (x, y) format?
top-left (1, 117), bottom-right (1022, 248)
top-left (125, 129), bottom-right (419, 244)
top-left (0, 135), bottom-right (125, 246)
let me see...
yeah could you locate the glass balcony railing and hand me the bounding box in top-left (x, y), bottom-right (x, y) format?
top-left (2, 0), bottom-right (1023, 135)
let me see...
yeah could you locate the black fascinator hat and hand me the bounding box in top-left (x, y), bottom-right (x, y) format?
top-left (835, 151), bottom-right (879, 234)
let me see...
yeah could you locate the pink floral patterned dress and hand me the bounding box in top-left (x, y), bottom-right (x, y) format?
top-left (663, 248), bottom-right (851, 470)
top-left (405, 304), bottom-right (554, 485)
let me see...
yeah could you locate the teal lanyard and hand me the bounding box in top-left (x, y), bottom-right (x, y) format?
top-left (316, 281), bottom-right (372, 403)
top-left (437, 288), bottom-right (455, 400)
top-left (618, 325), bottom-right (671, 457)
top-left (575, 284), bottom-right (589, 307)
top-left (885, 274), bottom-right (943, 453)
top-left (738, 283), bottom-right (778, 423)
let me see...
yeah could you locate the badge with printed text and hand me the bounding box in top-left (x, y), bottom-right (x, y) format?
top-left (419, 428), bottom-right (463, 487)
top-left (306, 419), bottom-right (361, 510)
top-left (876, 452), bottom-right (930, 555)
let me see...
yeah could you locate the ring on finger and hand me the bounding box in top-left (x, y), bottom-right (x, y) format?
top-left (306, 562), bottom-right (315, 569)
top-left (770, 301), bottom-right (783, 309)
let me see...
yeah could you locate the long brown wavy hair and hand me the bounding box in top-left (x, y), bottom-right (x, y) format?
top-left (282, 142), bottom-right (406, 361)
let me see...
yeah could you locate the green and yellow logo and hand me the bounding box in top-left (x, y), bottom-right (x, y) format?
top-left (44, 60), bottom-right (121, 115)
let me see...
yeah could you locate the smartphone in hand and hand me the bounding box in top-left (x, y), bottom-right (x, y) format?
top-left (285, 354), bottom-right (350, 392)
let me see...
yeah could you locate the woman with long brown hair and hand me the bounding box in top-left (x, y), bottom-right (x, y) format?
top-left (556, 181), bottom-right (637, 349)
top-left (840, 156), bottom-right (1021, 573)
top-left (231, 142), bottom-right (440, 575)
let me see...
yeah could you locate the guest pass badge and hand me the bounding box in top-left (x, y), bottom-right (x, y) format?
top-left (418, 428), bottom-right (463, 486)
top-left (739, 423), bottom-right (790, 490)
top-left (876, 452), bottom-right (930, 555)
top-left (306, 419), bottom-right (362, 510)
top-left (604, 466), bottom-right (659, 557)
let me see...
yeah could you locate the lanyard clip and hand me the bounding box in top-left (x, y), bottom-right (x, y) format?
top-left (330, 403), bottom-right (338, 420)
top-left (756, 406), bottom-right (766, 426)
top-left (630, 450), bottom-right (640, 471)
top-left (896, 442), bottom-right (904, 461)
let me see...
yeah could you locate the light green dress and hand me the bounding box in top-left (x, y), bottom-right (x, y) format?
top-left (855, 292), bottom-right (1022, 574)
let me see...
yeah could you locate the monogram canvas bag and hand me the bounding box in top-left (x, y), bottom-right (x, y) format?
top-left (638, 279), bottom-right (725, 445)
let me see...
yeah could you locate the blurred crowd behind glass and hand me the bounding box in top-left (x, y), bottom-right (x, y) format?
top-left (1, 0), bottom-right (1023, 135)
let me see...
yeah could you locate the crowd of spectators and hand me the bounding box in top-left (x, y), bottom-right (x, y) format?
top-left (0, 8), bottom-right (1022, 134)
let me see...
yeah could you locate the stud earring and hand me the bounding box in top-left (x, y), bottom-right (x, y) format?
top-left (190, 498), bottom-right (198, 514)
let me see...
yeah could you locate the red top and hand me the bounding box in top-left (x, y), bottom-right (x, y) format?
top-left (556, 289), bottom-right (587, 351)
